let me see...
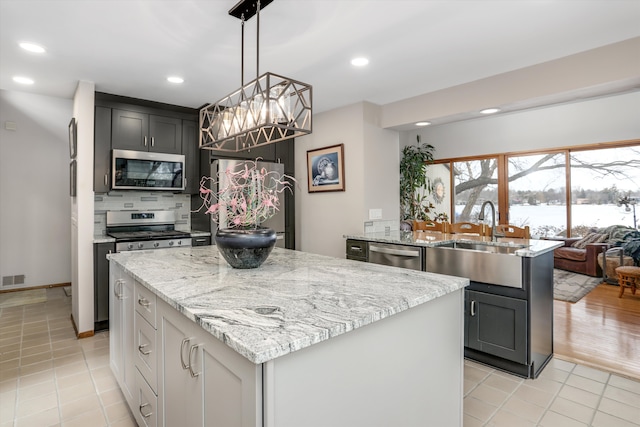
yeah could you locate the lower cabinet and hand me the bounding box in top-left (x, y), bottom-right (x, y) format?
top-left (465, 290), bottom-right (527, 364)
top-left (158, 298), bottom-right (262, 427)
top-left (109, 263), bottom-right (135, 407)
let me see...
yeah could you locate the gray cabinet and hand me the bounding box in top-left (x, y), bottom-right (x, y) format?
top-left (465, 290), bottom-right (527, 364)
top-left (93, 242), bottom-right (114, 330)
top-left (94, 106), bottom-right (112, 193)
top-left (94, 93), bottom-right (201, 193)
top-left (182, 120), bottom-right (199, 194)
top-left (463, 251), bottom-right (554, 378)
top-left (346, 239), bottom-right (368, 261)
top-left (191, 236), bottom-right (211, 247)
top-left (112, 109), bottom-right (182, 154)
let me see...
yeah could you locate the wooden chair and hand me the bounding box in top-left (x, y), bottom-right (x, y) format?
top-left (413, 220), bottom-right (449, 233)
top-left (495, 224), bottom-right (530, 239)
top-left (449, 222), bottom-right (489, 236)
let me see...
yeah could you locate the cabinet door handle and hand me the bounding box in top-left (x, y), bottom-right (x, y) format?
top-left (138, 343), bottom-right (151, 356)
top-left (114, 279), bottom-right (124, 299)
top-left (139, 403), bottom-right (153, 419)
top-left (104, 173), bottom-right (108, 186)
top-left (188, 344), bottom-right (201, 378)
top-left (138, 297), bottom-right (150, 308)
top-left (470, 300), bottom-right (476, 317)
top-left (144, 136), bottom-right (148, 147)
top-left (151, 136), bottom-right (155, 147)
top-left (180, 338), bottom-right (191, 370)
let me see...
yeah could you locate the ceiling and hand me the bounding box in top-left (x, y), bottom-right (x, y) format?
top-left (2, 0), bottom-right (640, 127)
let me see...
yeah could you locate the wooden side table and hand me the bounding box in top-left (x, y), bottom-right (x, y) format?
top-left (616, 266), bottom-right (640, 298)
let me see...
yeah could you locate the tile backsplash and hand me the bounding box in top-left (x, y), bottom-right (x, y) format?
top-left (364, 220), bottom-right (400, 234)
top-left (94, 191), bottom-right (192, 235)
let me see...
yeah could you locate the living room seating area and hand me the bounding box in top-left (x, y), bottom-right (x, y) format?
top-left (552, 225), bottom-right (637, 277)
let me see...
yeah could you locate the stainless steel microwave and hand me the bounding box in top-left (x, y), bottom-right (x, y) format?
top-left (112, 149), bottom-right (186, 191)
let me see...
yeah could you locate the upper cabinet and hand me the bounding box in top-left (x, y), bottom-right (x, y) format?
top-left (182, 120), bottom-right (199, 194)
top-left (94, 92), bottom-right (200, 194)
top-left (112, 109), bottom-right (182, 154)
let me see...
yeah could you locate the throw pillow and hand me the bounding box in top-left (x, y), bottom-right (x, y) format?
top-left (572, 232), bottom-right (607, 249)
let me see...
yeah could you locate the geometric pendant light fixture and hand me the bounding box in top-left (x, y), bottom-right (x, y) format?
top-left (200, 0), bottom-right (313, 152)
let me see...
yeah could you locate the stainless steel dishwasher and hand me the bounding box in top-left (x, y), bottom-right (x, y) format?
top-left (368, 242), bottom-right (424, 271)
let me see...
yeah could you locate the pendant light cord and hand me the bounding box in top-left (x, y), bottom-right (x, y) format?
top-left (241, 14), bottom-right (245, 86)
top-left (256, 0), bottom-right (260, 78)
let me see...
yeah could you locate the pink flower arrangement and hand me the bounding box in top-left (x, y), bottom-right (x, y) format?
top-left (195, 159), bottom-right (295, 229)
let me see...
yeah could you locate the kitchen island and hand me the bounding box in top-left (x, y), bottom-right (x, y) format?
top-left (344, 230), bottom-right (564, 379)
top-left (108, 245), bottom-right (468, 427)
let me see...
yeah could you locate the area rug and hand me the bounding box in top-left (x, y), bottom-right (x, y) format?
top-left (0, 289), bottom-right (47, 308)
top-left (554, 269), bottom-right (602, 303)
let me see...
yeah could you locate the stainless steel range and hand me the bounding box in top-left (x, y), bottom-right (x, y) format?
top-left (106, 210), bottom-right (192, 252)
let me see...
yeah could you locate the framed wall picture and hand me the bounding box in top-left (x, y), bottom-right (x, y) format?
top-left (70, 160), bottom-right (77, 197)
top-left (307, 144), bottom-right (345, 193)
top-left (68, 117), bottom-right (77, 159)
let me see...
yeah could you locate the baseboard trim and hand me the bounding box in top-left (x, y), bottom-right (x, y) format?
top-left (0, 282), bottom-right (70, 294)
top-left (70, 313), bottom-right (94, 339)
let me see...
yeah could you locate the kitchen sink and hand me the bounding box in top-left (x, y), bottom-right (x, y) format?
top-left (425, 241), bottom-right (526, 288)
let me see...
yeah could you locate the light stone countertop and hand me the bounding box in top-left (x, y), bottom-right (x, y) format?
top-left (107, 246), bottom-right (468, 364)
top-left (93, 230), bottom-right (211, 244)
top-left (344, 231), bottom-right (563, 257)
top-left (94, 235), bottom-right (116, 244)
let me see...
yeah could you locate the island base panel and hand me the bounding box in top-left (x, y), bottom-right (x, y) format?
top-left (263, 289), bottom-right (464, 427)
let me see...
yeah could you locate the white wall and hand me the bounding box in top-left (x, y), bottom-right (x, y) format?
top-left (71, 81), bottom-right (95, 335)
top-left (400, 91), bottom-right (640, 158)
top-left (0, 90), bottom-right (72, 290)
top-left (295, 102), bottom-right (399, 258)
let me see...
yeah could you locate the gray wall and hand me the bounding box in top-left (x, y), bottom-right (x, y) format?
top-left (0, 90), bottom-right (73, 289)
top-left (401, 91), bottom-right (640, 158)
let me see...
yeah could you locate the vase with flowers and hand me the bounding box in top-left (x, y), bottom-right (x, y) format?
top-left (195, 159), bottom-right (295, 268)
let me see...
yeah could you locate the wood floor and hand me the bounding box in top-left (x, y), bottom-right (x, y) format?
top-left (554, 281), bottom-right (640, 380)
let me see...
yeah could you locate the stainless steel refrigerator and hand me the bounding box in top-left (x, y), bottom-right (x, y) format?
top-left (210, 159), bottom-right (286, 248)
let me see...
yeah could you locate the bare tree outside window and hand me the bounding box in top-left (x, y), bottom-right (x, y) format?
top-left (448, 144), bottom-right (639, 238)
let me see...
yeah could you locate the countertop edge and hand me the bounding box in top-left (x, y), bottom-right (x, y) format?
top-left (344, 232), bottom-right (564, 257)
top-left (108, 247), bottom-right (469, 364)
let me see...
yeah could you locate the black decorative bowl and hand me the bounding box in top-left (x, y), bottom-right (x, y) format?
top-left (214, 227), bottom-right (277, 269)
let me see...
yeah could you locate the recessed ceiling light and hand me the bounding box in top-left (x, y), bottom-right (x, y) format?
top-left (19, 42), bottom-right (46, 53)
top-left (480, 108), bottom-right (501, 115)
top-left (351, 57), bottom-right (369, 67)
top-left (167, 76), bottom-right (184, 84)
top-left (416, 121), bottom-right (431, 127)
top-left (13, 76), bottom-right (34, 85)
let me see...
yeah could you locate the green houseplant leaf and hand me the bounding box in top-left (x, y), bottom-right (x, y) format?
top-left (400, 136), bottom-right (435, 221)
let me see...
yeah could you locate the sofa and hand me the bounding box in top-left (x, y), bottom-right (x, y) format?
top-left (553, 237), bottom-right (609, 277)
top-left (552, 225), bottom-right (636, 277)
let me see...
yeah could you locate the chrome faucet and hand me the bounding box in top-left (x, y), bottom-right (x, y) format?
top-left (478, 200), bottom-right (499, 241)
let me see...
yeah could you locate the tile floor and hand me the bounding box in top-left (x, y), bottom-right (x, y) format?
top-left (1, 287), bottom-right (639, 427)
top-left (464, 359), bottom-right (640, 426)
top-left (0, 288), bottom-right (136, 427)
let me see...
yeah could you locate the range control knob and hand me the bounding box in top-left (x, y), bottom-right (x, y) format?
top-left (177, 240), bottom-right (182, 246)
top-left (168, 241), bottom-right (174, 246)
top-left (127, 243), bottom-right (134, 250)
top-left (154, 242), bottom-right (159, 248)
top-left (137, 242), bottom-right (144, 249)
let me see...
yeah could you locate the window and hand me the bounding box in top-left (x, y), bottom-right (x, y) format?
top-left (433, 141), bottom-right (639, 237)
top-left (507, 152), bottom-right (566, 238)
top-left (570, 146), bottom-right (640, 236)
top-left (452, 158), bottom-right (498, 223)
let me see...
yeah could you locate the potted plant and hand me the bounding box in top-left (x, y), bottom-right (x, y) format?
top-left (400, 136), bottom-right (435, 225)
top-left (195, 159), bottom-right (295, 268)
